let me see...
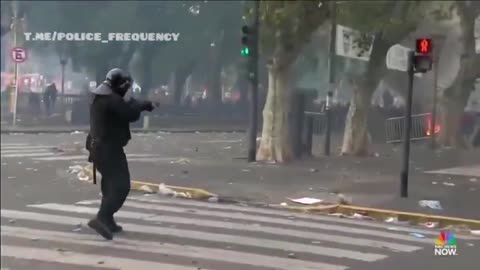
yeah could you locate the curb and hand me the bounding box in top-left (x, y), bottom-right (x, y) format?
top-left (129, 180), bottom-right (480, 230)
top-left (0, 128), bottom-right (246, 134)
top-left (335, 205), bottom-right (480, 229)
top-left (274, 204), bottom-right (480, 230)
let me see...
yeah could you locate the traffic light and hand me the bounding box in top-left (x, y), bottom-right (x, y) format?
top-left (413, 38), bottom-right (433, 73)
top-left (241, 25), bottom-right (254, 56)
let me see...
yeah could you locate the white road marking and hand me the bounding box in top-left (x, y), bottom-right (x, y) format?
top-left (425, 165), bottom-right (480, 177)
top-left (1, 152), bottom-right (56, 158)
top-left (33, 153), bottom-right (161, 161)
top-left (32, 202), bottom-right (421, 252)
top-left (1, 245), bottom-right (214, 270)
top-left (125, 196), bottom-right (453, 238)
top-left (1, 149), bottom-right (51, 154)
top-left (77, 200), bottom-right (434, 243)
top-left (1, 226), bottom-right (347, 270)
top-left (0, 145), bottom-right (57, 150)
top-left (202, 140), bottom-right (243, 143)
top-left (4, 208), bottom-right (388, 262)
top-left (0, 143), bottom-right (28, 146)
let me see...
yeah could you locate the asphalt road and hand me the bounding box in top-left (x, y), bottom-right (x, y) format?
top-left (2, 132), bottom-right (480, 270)
top-left (4, 131), bottom-right (477, 218)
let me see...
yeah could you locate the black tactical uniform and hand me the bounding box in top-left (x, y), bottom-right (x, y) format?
top-left (86, 68), bottom-right (154, 240)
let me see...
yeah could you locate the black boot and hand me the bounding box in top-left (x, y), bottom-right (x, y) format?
top-left (107, 217), bottom-right (123, 233)
top-left (88, 218), bottom-right (113, 240)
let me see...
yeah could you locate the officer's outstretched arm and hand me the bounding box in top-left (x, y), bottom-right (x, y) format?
top-left (108, 95), bottom-right (142, 122)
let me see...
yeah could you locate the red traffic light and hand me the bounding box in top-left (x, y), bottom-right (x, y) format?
top-left (416, 38), bottom-right (432, 54)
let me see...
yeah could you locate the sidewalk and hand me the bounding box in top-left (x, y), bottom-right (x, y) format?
top-left (0, 124), bottom-right (246, 134)
top-left (125, 134), bottom-right (480, 220)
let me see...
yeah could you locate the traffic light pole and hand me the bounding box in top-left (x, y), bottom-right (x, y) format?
top-left (400, 51), bottom-right (415, 198)
top-left (324, 1), bottom-right (337, 156)
top-left (430, 42), bottom-right (440, 149)
top-left (247, 0), bottom-right (259, 162)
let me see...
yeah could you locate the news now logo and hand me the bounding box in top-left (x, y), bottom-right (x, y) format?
top-left (434, 231), bottom-right (458, 256)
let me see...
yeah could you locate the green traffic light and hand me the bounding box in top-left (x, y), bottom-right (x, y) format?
top-left (241, 47), bottom-right (250, 56)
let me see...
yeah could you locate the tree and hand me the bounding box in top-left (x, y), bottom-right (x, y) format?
top-left (337, 1), bottom-right (427, 156)
top-left (23, 1), bottom-right (149, 84)
top-left (254, 0), bottom-right (330, 162)
top-left (1, 1), bottom-right (13, 38)
top-left (138, 1), bottom-right (243, 106)
top-left (438, 1), bottom-right (480, 147)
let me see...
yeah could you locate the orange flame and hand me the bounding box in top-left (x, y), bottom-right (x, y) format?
top-left (426, 113), bottom-right (441, 136)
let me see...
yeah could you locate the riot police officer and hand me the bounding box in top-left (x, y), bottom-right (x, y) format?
top-left (86, 68), bottom-right (154, 240)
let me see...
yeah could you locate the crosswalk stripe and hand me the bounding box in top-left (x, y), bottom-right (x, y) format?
top-left (1, 226), bottom-right (347, 270)
top-left (1, 152), bottom-right (56, 158)
top-left (27, 202), bottom-right (421, 252)
top-left (0, 145), bottom-right (57, 150)
top-left (2, 208), bottom-right (387, 262)
top-left (33, 153), bottom-right (161, 161)
top-left (126, 196), bottom-right (446, 238)
top-left (0, 143), bottom-right (28, 146)
top-left (127, 157), bottom-right (179, 162)
top-left (1, 245), bottom-right (214, 270)
top-left (1, 149), bottom-right (51, 154)
top-left (77, 200), bottom-right (433, 243)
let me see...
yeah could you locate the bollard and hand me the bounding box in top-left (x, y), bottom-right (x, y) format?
top-left (303, 115), bottom-right (314, 156)
top-left (65, 110), bottom-right (72, 123)
top-left (292, 93), bottom-right (306, 158)
top-left (143, 115), bottom-right (150, 130)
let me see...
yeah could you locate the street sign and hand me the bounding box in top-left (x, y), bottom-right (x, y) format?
top-left (386, 44), bottom-right (410, 72)
top-left (386, 44), bottom-right (423, 77)
top-left (335, 24), bottom-right (374, 61)
top-left (11, 47), bottom-right (27, 63)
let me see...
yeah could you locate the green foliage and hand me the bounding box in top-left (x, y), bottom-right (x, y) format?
top-left (21, 1), bottom-right (244, 82)
top-left (337, 1), bottom-right (426, 44)
top-left (244, 0), bottom-right (330, 62)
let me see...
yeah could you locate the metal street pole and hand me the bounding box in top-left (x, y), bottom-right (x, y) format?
top-left (324, 1), bottom-right (337, 156)
top-left (400, 51), bottom-right (415, 198)
top-left (12, 14), bottom-right (19, 127)
top-left (430, 40), bottom-right (441, 149)
top-left (60, 59), bottom-right (66, 110)
top-left (247, 0), bottom-right (259, 162)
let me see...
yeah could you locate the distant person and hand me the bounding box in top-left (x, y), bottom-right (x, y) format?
top-left (382, 90), bottom-right (394, 109)
top-left (43, 82), bottom-right (58, 116)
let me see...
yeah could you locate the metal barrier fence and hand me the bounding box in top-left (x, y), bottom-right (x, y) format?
top-left (305, 111), bottom-right (326, 135)
top-left (385, 113), bottom-right (431, 143)
top-left (1, 93), bottom-right (85, 123)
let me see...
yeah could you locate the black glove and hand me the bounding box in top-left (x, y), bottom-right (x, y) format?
top-left (140, 101), bottom-right (154, 112)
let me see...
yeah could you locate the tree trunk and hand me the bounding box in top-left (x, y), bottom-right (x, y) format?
top-left (140, 51), bottom-right (153, 98)
top-left (341, 79), bottom-right (375, 156)
top-left (172, 70), bottom-right (182, 107)
top-left (438, 2), bottom-right (479, 148)
top-left (207, 32), bottom-right (225, 107)
top-left (172, 63), bottom-right (193, 107)
top-left (256, 65), bottom-right (294, 162)
top-left (438, 89), bottom-right (470, 147)
top-left (341, 34), bottom-right (390, 156)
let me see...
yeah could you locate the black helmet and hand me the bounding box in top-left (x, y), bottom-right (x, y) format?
top-left (105, 68), bottom-right (132, 96)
